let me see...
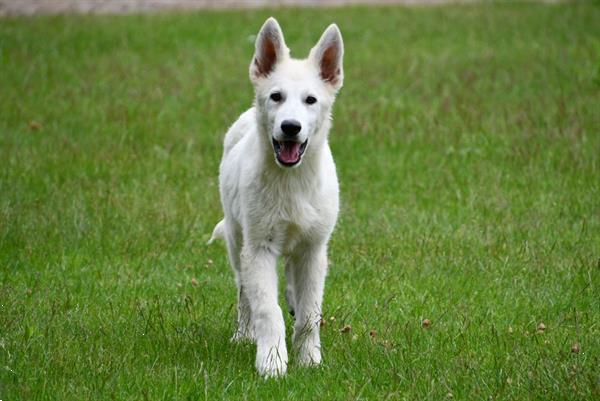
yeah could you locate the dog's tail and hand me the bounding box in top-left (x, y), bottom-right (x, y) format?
top-left (207, 219), bottom-right (225, 245)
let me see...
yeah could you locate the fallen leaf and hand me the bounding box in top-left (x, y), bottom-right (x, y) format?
top-left (571, 343), bottom-right (580, 354)
top-left (340, 324), bottom-right (351, 334)
top-left (191, 278), bottom-right (199, 286)
top-left (28, 121), bottom-right (42, 130)
top-left (422, 318), bottom-right (431, 328)
top-left (369, 329), bottom-right (377, 338)
top-left (537, 322), bottom-right (546, 332)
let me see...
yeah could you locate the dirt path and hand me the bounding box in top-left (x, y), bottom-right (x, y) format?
top-left (0, 0), bottom-right (467, 16)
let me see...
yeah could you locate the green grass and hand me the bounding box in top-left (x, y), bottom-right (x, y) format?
top-left (1, 2), bottom-right (599, 400)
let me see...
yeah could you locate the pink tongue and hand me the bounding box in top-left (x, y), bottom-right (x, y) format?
top-left (279, 141), bottom-right (301, 163)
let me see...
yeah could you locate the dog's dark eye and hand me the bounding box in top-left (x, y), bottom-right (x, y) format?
top-left (305, 96), bottom-right (317, 105)
top-left (270, 92), bottom-right (282, 102)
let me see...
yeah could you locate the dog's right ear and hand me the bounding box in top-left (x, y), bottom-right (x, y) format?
top-left (309, 24), bottom-right (344, 91)
top-left (249, 17), bottom-right (289, 83)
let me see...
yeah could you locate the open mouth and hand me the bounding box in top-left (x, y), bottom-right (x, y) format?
top-left (272, 138), bottom-right (308, 167)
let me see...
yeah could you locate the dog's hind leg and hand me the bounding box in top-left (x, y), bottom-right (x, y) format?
top-left (284, 258), bottom-right (296, 318)
top-left (224, 222), bottom-right (253, 342)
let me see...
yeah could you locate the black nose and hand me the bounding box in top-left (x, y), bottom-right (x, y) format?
top-left (281, 119), bottom-right (302, 136)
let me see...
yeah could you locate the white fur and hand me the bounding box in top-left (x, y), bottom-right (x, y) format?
top-left (211, 17), bottom-right (344, 378)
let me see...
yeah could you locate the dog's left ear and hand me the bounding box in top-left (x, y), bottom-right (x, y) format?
top-left (250, 17), bottom-right (289, 83)
top-left (309, 24), bottom-right (344, 91)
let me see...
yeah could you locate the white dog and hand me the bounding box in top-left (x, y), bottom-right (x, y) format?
top-left (210, 17), bottom-right (344, 377)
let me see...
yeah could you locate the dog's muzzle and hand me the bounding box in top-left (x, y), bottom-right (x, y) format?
top-left (272, 138), bottom-right (308, 167)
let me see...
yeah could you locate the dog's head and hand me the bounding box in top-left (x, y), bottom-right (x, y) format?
top-left (249, 17), bottom-right (344, 168)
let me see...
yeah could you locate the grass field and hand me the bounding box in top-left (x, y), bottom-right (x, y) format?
top-left (1, 2), bottom-right (599, 400)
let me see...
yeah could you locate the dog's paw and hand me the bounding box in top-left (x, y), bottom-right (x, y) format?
top-left (296, 344), bottom-right (322, 367)
top-left (293, 328), bottom-right (322, 367)
top-left (256, 344), bottom-right (288, 378)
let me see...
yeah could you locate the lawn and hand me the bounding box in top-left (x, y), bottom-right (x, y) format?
top-left (1, 2), bottom-right (599, 400)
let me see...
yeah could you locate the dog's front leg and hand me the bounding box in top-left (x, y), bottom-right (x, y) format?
top-left (240, 245), bottom-right (288, 377)
top-left (291, 245), bottom-right (328, 366)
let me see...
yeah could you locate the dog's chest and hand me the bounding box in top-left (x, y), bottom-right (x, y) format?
top-left (270, 189), bottom-right (321, 232)
top-left (270, 205), bottom-right (322, 255)
top-left (254, 176), bottom-right (329, 251)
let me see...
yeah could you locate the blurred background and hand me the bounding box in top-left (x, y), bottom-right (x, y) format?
top-left (2, 0), bottom-right (473, 16)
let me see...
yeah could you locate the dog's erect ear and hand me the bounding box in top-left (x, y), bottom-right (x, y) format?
top-left (250, 17), bottom-right (288, 82)
top-left (309, 24), bottom-right (344, 91)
